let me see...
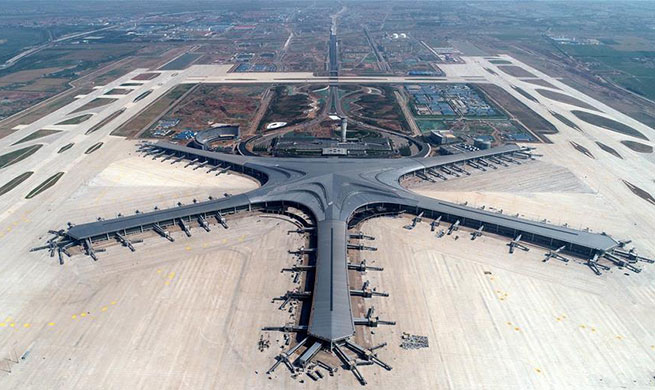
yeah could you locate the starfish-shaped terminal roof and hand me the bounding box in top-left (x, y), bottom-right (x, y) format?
top-left (64, 141), bottom-right (618, 344)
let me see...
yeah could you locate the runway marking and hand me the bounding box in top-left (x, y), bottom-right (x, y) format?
top-left (2, 300), bottom-right (119, 330)
top-left (494, 289), bottom-right (508, 301)
top-left (0, 215), bottom-right (34, 238)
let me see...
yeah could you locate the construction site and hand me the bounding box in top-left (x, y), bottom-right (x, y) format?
top-left (1, 8), bottom-right (655, 390)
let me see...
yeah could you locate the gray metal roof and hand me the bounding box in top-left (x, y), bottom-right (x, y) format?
top-left (65, 141), bottom-right (618, 343)
top-left (308, 219), bottom-right (354, 342)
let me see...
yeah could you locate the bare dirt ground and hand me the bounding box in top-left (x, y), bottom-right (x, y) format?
top-left (356, 212), bottom-right (655, 388)
top-left (1, 55), bottom-right (655, 389)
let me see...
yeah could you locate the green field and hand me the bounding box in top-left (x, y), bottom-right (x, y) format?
top-left (0, 26), bottom-right (49, 63)
top-left (85, 142), bottom-right (103, 154)
top-left (621, 140), bottom-right (653, 153)
top-left (0, 44), bottom-right (140, 79)
top-left (58, 143), bottom-right (74, 153)
top-left (488, 59), bottom-right (512, 65)
top-left (261, 86), bottom-right (312, 128)
top-left (70, 97), bottom-right (117, 114)
top-left (158, 53), bottom-right (202, 70)
top-left (571, 110), bottom-right (647, 140)
top-left (0, 144), bottom-right (43, 169)
top-left (0, 171), bottom-right (33, 197)
top-left (56, 114), bottom-right (93, 125)
top-left (416, 120), bottom-right (449, 133)
top-left (25, 172), bottom-right (64, 199)
top-left (559, 44), bottom-right (655, 100)
top-left (12, 129), bottom-right (61, 145)
top-left (117, 84), bottom-right (195, 138)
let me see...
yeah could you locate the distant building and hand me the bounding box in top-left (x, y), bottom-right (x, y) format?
top-left (189, 124), bottom-right (240, 150)
top-left (474, 138), bottom-right (492, 150)
top-left (173, 130), bottom-right (196, 140)
top-left (438, 143), bottom-right (481, 155)
top-left (428, 130), bottom-right (457, 145)
top-left (272, 136), bottom-right (395, 158)
top-left (506, 133), bottom-right (533, 142)
top-left (322, 147), bottom-right (348, 156)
